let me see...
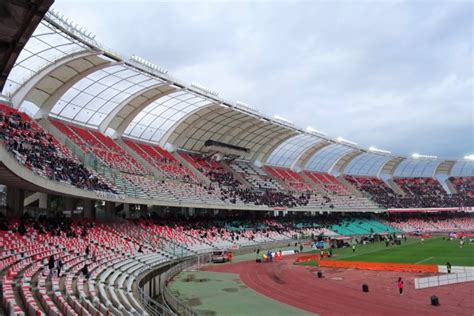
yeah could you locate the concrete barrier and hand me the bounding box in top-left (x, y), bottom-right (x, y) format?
top-left (414, 266), bottom-right (474, 289)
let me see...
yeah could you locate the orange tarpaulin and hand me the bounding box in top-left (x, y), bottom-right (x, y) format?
top-left (295, 254), bottom-right (321, 263)
top-left (317, 260), bottom-right (438, 273)
top-left (295, 254), bottom-right (438, 273)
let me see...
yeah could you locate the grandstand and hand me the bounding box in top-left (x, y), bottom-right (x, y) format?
top-left (0, 2), bottom-right (473, 316)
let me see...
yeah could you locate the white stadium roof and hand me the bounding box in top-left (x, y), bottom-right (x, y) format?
top-left (1, 10), bottom-right (473, 178)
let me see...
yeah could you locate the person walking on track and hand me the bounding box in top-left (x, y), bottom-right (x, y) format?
top-left (397, 277), bottom-right (404, 295)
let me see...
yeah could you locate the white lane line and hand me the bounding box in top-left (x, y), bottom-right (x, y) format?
top-left (415, 256), bottom-right (434, 264)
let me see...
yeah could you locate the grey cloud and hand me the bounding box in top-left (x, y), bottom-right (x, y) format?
top-left (52, 0), bottom-right (473, 158)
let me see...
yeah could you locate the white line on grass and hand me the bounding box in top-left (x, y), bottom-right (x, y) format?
top-left (415, 256), bottom-right (434, 264)
top-left (335, 239), bottom-right (424, 260)
top-left (336, 247), bottom-right (388, 259)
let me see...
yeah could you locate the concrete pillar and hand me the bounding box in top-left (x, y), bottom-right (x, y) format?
top-left (83, 199), bottom-right (96, 220)
top-left (63, 197), bottom-right (76, 211)
top-left (38, 192), bottom-right (50, 209)
top-left (6, 187), bottom-right (24, 216)
top-left (24, 192), bottom-right (50, 209)
top-left (105, 201), bottom-right (115, 213)
top-left (123, 203), bottom-right (130, 218)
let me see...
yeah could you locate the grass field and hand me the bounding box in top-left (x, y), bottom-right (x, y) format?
top-left (300, 237), bottom-right (474, 266)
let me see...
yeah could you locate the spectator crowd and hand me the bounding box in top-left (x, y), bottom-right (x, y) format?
top-left (0, 108), bottom-right (112, 192)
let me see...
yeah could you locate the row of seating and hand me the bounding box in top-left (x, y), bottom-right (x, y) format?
top-left (2, 104), bottom-right (473, 210)
top-left (449, 177), bottom-right (474, 198)
top-left (52, 120), bottom-right (146, 175)
top-left (305, 171), bottom-right (351, 195)
top-left (230, 160), bottom-right (284, 191)
top-left (0, 105), bottom-right (112, 193)
top-left (124, 139), bottom-right (197, 182)
top-left (0, 220), bottom-right (166, 316)
top-left (264, 166), bottom-right (313, 192)
top-left (386, 215), bottom-right (474, 233)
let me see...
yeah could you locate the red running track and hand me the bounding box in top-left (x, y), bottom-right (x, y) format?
top-left (203, 255), bottom-right (474, 316)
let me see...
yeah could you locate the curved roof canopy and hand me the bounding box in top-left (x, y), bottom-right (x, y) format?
top-left (50, 64), bottom-right (163, 127)
top-left (0, 0), bottom-right (54, 90)
top-left (451, 160), bottom-right (474, 177)
top-left (305, 143), bottom-right (354, 173)
top-left (344, 152), bottom-right (392, 176)
top-left (124, 90), bottom-right (213, 143)
top-left (3, 20), bottom-right (89, 97)
top-left (164, 104), bottom-right (296, 160)
top-left (393, 158), bottom-right (441, 178)
top-left (266, 134), bottom-right (322, 168)
top-left (1, 11), bottom-right (472, 178)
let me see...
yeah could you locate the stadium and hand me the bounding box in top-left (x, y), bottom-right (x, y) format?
top-left (0, 1), bottom-right (473, 316)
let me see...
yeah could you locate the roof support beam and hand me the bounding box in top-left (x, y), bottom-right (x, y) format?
top-left (34, 61), bottom-right (118, 119)
top-left (288, 138), bottom-right (330, 170)
top-left (430, 160), bottom-right (444, 178)
top-left (331, 151), bottom-right (363, 175)
top-left (98, 82), bottom-right (173, 134)
top-left (434, 160), bottom-right (456, 176)
top-left (10, 50), bottom-right (101, 109)
top-left (252, 130), bottom-right (296, 162)
top-left (379, 157), bottom-right (405, 177)
top-left (159, 103), bottom-right (215, 148)
top-left (326, 149), bottom-right (356, 175)
top-left (113, 88), bottom-right (180, 138)
top-left (291, 141), bottom-right (331, 171)
top-left (170, 105), bottom-right (217, 149)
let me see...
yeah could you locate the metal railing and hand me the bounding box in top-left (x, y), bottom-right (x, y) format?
top-left (161, 254), bottom-right (211, 316)
top-left (134, 261), bottom-right (177, 316)
top-left (137, 287), bottom-right (176, 316)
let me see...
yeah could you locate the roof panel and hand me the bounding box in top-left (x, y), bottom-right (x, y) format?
top-left (304, 143), bottom-right (354, 172)
top-left (450, 160), bottom-right (474, 177)
top-left (2, 20), bottom-right (88, 97)
top-left (266, 134), bottom-right (321, 167)
top-left (123, 90), bottom-right (213, 143)
top-left (394, 159), bottom-right (441, 177)
top-left (343, 153), bottom-right (392, 176)
top-left (49, 64), bottom-right (163, 128)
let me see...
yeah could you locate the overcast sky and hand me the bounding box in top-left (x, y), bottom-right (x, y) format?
top-left (52, 0), bottom-right (473, 159)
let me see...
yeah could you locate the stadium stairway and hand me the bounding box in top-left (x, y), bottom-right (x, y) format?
top-left (366, 219), bottom-right (399, 233)
top-left (116, 138), bottom-right (167, 180)
top-left (337, 176), bottom-right (364, 197)
top-left (330, 221), bottom-right (369, 235)
top-left (171, 152), bottom-right (212, 186)
top-left (299, 172), bottom-right (326, 194)
top-left (220, 161), bottom-right (253, 189)
top-left (385, 178), bottom-right (406, 196)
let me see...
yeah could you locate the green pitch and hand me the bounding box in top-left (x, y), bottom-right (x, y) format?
top-left (300, 237), bottom-right (474, 266)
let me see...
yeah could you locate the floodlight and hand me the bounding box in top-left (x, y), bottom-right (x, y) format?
top-left (369, 146), bottom-right (391, 155)
top-left (337, 137), bottom-right (358, 146)
top-left (306, 126), bottom-right (326, 136)
top-left (412, 153), bottom-right (437, 159)
top-left (273, 115), bottom-right (294, 125)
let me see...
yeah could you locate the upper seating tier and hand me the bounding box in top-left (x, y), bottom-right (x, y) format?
top-left (51, 120), bottom-right (147, 175)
